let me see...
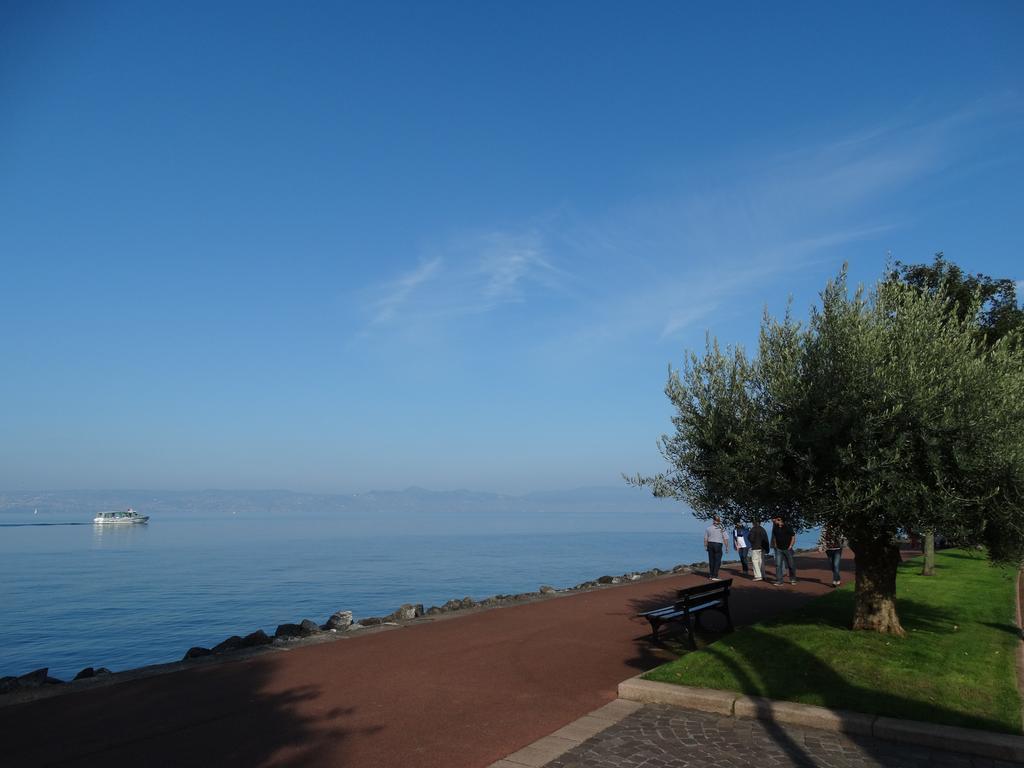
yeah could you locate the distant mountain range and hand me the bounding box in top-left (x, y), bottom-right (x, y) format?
top-left (0, 486), bottom-right (700, 534)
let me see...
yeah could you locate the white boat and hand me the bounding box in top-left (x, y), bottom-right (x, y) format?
top-left (93, 508), bottom-right (149, 525)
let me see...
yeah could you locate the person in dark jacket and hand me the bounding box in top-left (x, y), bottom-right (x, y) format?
top-left (771, 516), bottom-right (797, 585)
top-left (747, 521), bottom-right (770, 581)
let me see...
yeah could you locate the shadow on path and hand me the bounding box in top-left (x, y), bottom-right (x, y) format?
top-left (0, 654), bottom-right (382, 767)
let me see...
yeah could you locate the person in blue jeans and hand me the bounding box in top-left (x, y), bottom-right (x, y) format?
top-left (770, 515), bottom-right (797, 585)
top-left (819, 523), bottom-right (845, 586)
top-left (703, 516), bottom-right (730, 581)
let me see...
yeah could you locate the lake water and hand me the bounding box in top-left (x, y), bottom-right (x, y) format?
top-left (0, 513), bottom-right (817, 680)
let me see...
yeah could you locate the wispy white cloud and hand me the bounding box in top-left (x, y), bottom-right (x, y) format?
top-left (538, 106), bottom-right (993, 353)
top-left (370, 257), bottom-right (442, 325)
top-left (593, 104), bottom-right (999, 342)
top-left (360, 100), bottom-right (1015, 350)
top-left (477, 232), bottom-right (561, 304)
top-left (362, 231), bottom-right (565, 331)
top-left (660, 302), bottom-right (721, 340)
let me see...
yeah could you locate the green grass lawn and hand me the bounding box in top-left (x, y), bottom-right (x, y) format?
top-left (643, 549), bottom-right (1022, 733)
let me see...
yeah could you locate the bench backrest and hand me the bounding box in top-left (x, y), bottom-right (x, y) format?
top-left (674, 579), bottom-right (731, 610)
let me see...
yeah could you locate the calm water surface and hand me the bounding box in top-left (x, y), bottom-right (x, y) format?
top-left (0, 512), bottom-right (815, 679)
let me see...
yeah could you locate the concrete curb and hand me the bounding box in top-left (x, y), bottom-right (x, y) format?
top-left (618, 676), bottom-right (735, 715)
top-left (733, 694), bottom-right (875, 736)
top-left (618, 676), bottom-right (1024, 763)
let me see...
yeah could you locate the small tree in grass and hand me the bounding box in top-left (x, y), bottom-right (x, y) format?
top-left (628, 267), bottom-right (1024, 635)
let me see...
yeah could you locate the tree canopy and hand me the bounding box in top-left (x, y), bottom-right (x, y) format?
top-left (889, 252), bottom-right (1023, 347)
top-left (630, 266), bottom-right (1024, 633)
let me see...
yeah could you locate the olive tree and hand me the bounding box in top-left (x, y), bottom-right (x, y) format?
top-left (629, 268), bottom-right (1024, 634)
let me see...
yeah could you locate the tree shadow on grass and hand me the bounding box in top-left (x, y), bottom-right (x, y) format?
top-left (982, 622), bottom-right (1024, 639)
top-left (698, 637), bottom-right (821, 768)
top-left (675, 626), bottom-right (1019, 768)
top-left (755, 589), bottom-right (961, 636)
top-left (935, 550), bottom-right (987, 561)
top-left (688, 596), bottom-right (1015, 733)
top-left (0, 652), bottom-right (382, 767)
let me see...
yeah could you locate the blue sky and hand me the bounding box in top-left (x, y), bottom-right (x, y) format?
top-left (1, 1), bottom-right (1022, 493)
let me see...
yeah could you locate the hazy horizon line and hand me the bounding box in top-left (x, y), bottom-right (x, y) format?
top-left (0, 484), bottom-right (663, 498)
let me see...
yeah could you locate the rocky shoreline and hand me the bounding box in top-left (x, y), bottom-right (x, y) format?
top-left (1, 551), bottom-right (811, 702)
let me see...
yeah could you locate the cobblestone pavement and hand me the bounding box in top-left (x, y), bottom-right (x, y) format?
top-left (546, 705), bottom-right (1021, 768)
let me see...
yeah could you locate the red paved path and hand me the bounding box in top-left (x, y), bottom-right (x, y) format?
top-left (2, 551), bottom-right (850, 767)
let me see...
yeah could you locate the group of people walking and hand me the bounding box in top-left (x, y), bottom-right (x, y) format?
top-left (703, 516), bottom-right (845, 586)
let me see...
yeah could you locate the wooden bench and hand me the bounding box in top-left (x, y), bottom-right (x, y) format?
top-left (638, 579), bottom-right (734, 648)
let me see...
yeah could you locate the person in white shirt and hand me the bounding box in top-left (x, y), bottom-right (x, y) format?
top-left (732, 524), bottom-right (751, 576)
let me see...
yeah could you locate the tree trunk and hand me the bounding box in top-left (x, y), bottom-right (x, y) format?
top-left (921, 531), bottom-right (935, 576)
top-left (850, 538), bottom-right (905, 635)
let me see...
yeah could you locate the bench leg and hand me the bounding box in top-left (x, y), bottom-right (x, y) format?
top-left (647, 618), bottom-right (661, 640)
top-left (685, 613), bottom-right (698, 650)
